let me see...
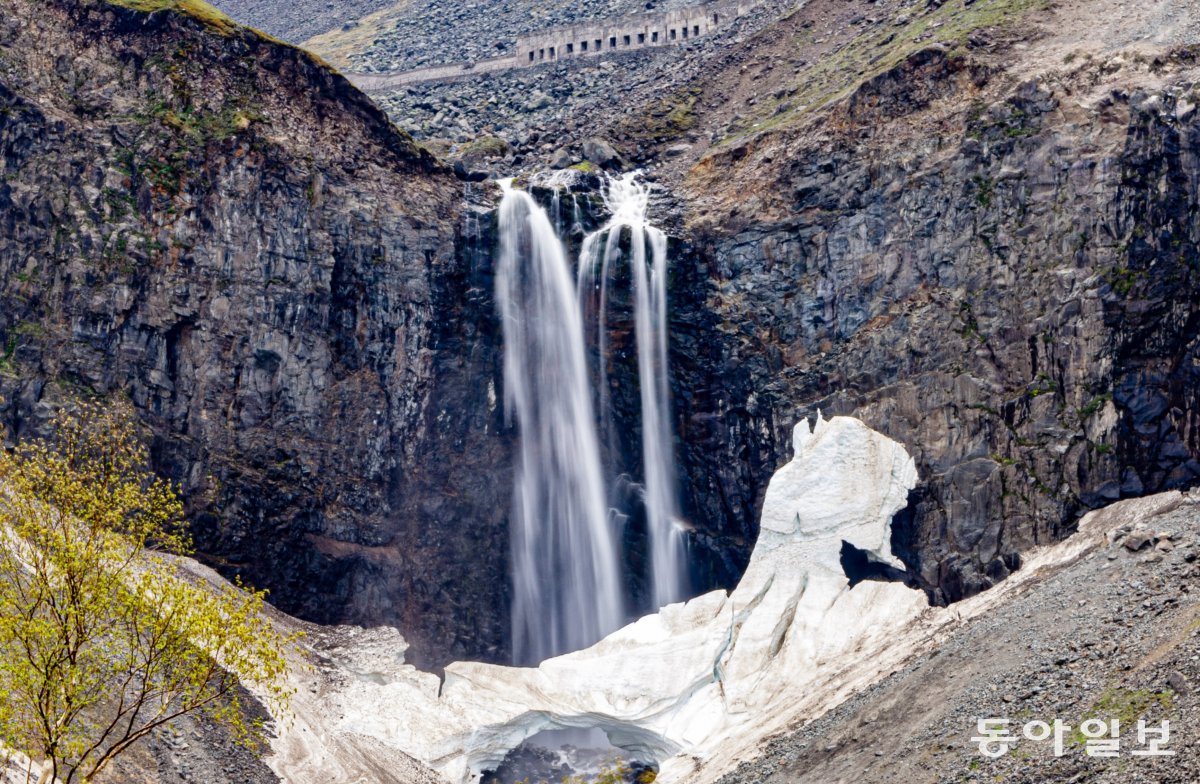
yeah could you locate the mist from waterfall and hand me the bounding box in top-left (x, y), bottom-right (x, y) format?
top-left (497, 180), bottom-right (623, 666)
top-left (497, 173), bottom-right (688, 666)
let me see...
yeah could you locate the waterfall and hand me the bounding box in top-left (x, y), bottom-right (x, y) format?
top-left (579, 174), bottom-right (687, 610)
top-left (497, 173), bottom-right (687, 665)
top-left (497, 180), bottom-right (624, 666)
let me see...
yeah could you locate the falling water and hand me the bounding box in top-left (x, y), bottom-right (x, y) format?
top-left (496, 180), bottom-right (624, 665)
top-left (498, 173), bottom-right (687, 665)
top-left (579, 174), bottom-right (688, 610)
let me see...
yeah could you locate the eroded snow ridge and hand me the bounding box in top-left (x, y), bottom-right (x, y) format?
top-left (253, 414), bottom-right (1146, 784)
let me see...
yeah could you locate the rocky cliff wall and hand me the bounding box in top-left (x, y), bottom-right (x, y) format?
top-left (0, 0), bottom-right (512, 667)
top-left (3, 0), bottom-right (1198, 674)
top-left (675, 45), bottom-right (1200, 602)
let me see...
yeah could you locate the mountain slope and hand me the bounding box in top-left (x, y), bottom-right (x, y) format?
top-left (211, 0), bottom-right (398, 42)
top-left (0, 0), bottom-right (514, 669)
top-left (612, 0), bottom-right (1200, 607)
top-left (716, 491), bottom-right (1200, 784)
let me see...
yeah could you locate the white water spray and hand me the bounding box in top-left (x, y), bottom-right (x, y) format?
top-left (496, 180), bottom-right (624, 665)
top-left (579, 173), bottom-right (688, 610)
top-left (498, 173), bottom-right (687, 665)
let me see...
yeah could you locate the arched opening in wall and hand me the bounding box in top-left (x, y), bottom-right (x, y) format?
top-left (528, 51), bottom-right (534, 61)
top-left (549, 46), bottom-right (556, 58)
top-left (713, 12), bottom-right (719, 23)
top-left (538, 48), bottom-right (544, 60)
top-left (623, 34), bottom-right (631, 45)
top-left (595, 38), bottom-right (602, 50)
top-left (682, 27), bottom-right (688, 38)
top-left (581, 40), bottom-right (588, 51)
top-left (670, 28), bottom-right (676, 40)
top-left (637, 32), bottom-right (645, 44)
top-left (609, 36), bottom-right (617, 48)
top-left (651, 30), bottom-right (659, 42)
top-left (693, 24), bottom-right (700, 36)
top-left (567, 43), bottom-right (574, 54)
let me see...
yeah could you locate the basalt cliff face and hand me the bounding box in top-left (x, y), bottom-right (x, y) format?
top-left (654, 0), bottom-right (1200, 605)
top-left (0, 0), bottom-right (512, 667)
top-left (2, 0), bottom-right (1199, 678)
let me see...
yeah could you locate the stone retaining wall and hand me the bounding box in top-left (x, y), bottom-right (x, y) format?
top-left (515, 0), bottom-right (751, 66)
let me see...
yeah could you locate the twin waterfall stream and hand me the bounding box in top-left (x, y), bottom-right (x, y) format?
top-left (497, 174), bottom-right (688, 666)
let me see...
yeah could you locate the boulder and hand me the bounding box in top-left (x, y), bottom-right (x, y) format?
top-left (549, 147), bottom-right (574, 169)
top-left (582, 137), bottom-right (622, 169)
top-left (1123, 530), bottom-right (1156, 551)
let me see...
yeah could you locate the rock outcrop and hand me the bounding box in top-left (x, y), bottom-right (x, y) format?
top-left (676, 45), bottom-right (1200, 606)
top-left (600, 0), bottom-right (1200, 609)
top-left (0, 0), bottom-right (511, 668)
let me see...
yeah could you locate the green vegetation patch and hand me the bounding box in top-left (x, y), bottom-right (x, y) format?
top-left (725, 0), bottom-right (1049, 140)
top-left (628, 86), bottom-right (702, 142)
top-left (120, 91), bottom-right (264, 205)
top-left (457, 134), bottom-right (510, 159)
top-left (303, 0), bottom-right (415, 69)
top-left (161, 104), bottom-right (263, 144)
top-left (1096, 688), bottom-right (1173, 722)
top-left (1028, 372), bottom-right (1057, 397)
top-left (106, 0), bottom-right (241, 36)
top-left (0, 334), bottom-right (17, 376)
top-left (1106, 265), bottom-right (1144, 296)
top-left (974, 175), bottom-right (995, 208)
top-left (1078, 393), bottom-right (1112, 420)
top-left (1072, 688), bottom-right (1172, 744)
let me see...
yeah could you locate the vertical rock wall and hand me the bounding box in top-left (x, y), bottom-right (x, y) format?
top-left (0, 0), bottom-right (512, 667)
top-left (674, 53), bottom-right (1200, 601)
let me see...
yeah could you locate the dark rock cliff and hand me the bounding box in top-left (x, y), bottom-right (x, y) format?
top-left (2, 0), bottom-right (1198, 678)
top-left (673, 47), bottom-right (1200, 602)
top-left (0, 0), bottom-right (511, 667)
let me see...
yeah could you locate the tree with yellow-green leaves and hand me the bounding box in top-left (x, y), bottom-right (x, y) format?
top-left (0, 402), bottom-right (294, 784)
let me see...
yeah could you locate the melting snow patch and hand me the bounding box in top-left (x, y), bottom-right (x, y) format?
top-left (260, 415), bottom-right (943, 783)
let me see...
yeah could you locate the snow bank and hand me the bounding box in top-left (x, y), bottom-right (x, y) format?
top-left (264, 414), bottom-right (931, 783)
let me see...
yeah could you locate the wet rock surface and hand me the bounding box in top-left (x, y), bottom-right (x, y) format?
top-left (481, 734), bottom-right (654, 784)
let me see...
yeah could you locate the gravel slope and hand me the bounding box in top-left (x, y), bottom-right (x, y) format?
top-left (315, 0), bottom-right (705, 72)
top-left (207, 0), bottom-right (397, 41)
top-left (716, 491), bottom-right (1200, 784)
